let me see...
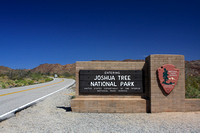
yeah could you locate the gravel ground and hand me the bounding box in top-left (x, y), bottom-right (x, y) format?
top-left (0, 87), bottom-right (200, 133)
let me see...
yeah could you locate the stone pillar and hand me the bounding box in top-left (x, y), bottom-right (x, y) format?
top-left (147, 55), bottom-right (185, 113)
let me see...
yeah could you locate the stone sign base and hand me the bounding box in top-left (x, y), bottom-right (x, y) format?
top-left (185, 99), bottom-right (200, 112)
top-left (71, 96), bottom-right (148, 113)
top-left (71, 54), bottom-right (200, 113)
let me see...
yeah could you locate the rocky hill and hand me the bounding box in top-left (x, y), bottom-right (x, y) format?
top-left (31, 63), bottom-right (76, 74)
top-left (0, 60), bottom-right (199, 76)
top-left (185, 60), bottom-right (200, 76)
top-left (0, 66), bottom-right (12, 73)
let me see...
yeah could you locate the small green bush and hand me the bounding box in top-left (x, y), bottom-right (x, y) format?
top-left (0, 70), bottom-right (54, 88)
top-left (185, 76), bottom-right (200, 98)
top-left (28, 80), bottom-right (34, 85)
top-left (30, 73), bottom-right (43, 80)
top-left (45, 78), bottom-right (52, 82)
top-left (59, 72), bottom-right (75, 79)
top-left (186, 86), bottom-right (200, 98)
top-left (1, 83), bottom-right (6, 89)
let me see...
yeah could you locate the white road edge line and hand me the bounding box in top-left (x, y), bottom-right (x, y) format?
top-left (0, 79), bottom-right (75, 121)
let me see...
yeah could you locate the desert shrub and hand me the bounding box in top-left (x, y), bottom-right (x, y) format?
top-left (0, 82), bottom-right (6, 88)
top-left (39, 80), bottom-right (45, 83)
top-left (7, 70), bottom-right (28, 80)
top-left (45, 78), bottom-right (52, 82)
top-left (63, 72), bottom-right (72, 77)
top-left (30, 73), bottom-right (43, 80)
top-left (28, 80), bottom-right (34, 85)
top-left (59, 72), bottom-right (75, 79)
top-left (186, 86), bottom-right (200, 98)
top-left (61, 72), bottom-right (74, 77)
top-left (7, 80), bottom-right (15, 86)
top-left (0, 70), bottom-right (54, 88)
top-left (185, 76), bottom-right (200, 98)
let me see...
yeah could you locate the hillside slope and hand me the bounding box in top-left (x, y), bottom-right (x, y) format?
top-left (185, 60), bottom-right (200, 76)
top-left (0, 60), bottom-right (199, 76)
top-left (31, 63), bottom-right (75, 74)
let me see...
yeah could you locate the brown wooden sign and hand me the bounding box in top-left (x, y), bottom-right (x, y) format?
top-left (79, 70), bottom-right (143, 95)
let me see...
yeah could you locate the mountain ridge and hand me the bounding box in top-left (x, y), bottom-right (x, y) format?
top-left (0, 60), bottom-right (199, 76)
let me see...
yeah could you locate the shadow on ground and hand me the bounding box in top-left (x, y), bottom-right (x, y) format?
top-left (57, 106), bottom-right (72, 112)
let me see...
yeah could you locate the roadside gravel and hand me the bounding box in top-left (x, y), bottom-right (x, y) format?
top-left (0, 86), bottom-right (200, 133)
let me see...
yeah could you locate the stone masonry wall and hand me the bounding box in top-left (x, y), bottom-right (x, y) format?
top-left (71, 61), bottom-right (148, 113)
top-left (185, 99), bottom-right (200, 112)
top-left (147, 55), bottom-right (185, 113)
top-left (71, 55), bottom-right (199, 113)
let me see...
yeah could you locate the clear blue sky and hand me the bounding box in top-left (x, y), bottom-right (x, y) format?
top-left (0, 0), bottom-right (199, 69)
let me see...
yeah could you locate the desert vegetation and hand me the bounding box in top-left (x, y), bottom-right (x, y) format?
top-left (185, 76), bottom-right (200, 98)
top-left (185, 60), bottom-right (200, 98)
top-left (0, 70), bottom-right (52, 89)
top-left (58, 72), bottom-right (75, 79)
top-left (0, 60), bottom-right (199, 98)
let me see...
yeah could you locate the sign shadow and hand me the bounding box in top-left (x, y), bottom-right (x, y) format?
top-left (56, 106), bottom-right (72, 112)
top-left (156, 70), bottom-right (168, 97)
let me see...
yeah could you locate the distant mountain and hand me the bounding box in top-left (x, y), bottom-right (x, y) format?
top-left (122, 59), bottom-right (144, 62)
top-left (0, 64), bottom-right (76, 75)
top-left (0, 66), bottom-right (30, 74)
top-left (91, 59), bottom-right (144, 62)
top-left (0, 66), bottom-right (12, 73)
top-left (31, 63), bottom-right (76, 74)
top-left (0, 60), bottom-right (199, 76)
top-left (185, 60), bottom-right (200, 76)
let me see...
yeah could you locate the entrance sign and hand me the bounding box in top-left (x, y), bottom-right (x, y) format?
top-left (72, 55), bottom-right (200, 113)
top-left (158, 64), bottom-right (179, 94)
top-left (79, 70), bottom-right (143, 94)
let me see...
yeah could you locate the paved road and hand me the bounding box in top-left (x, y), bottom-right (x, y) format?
top-left (0, 78), bottom-right (75, 120)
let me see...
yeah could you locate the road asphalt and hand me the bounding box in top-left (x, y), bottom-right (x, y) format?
top-left (0, 78), bottom-right (75, 121)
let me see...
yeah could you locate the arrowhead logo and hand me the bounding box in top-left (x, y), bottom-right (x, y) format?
top-left (158, 64), bottom-right (179, 95)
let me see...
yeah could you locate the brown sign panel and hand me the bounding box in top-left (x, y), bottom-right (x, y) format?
top-left (158, 64), bottom-right (179, 94)
top-left (79, 70), bottom-right (143, 95)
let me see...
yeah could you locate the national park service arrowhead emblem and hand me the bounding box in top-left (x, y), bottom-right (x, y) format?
top-left (158, 64), bottom-right (179, 95)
